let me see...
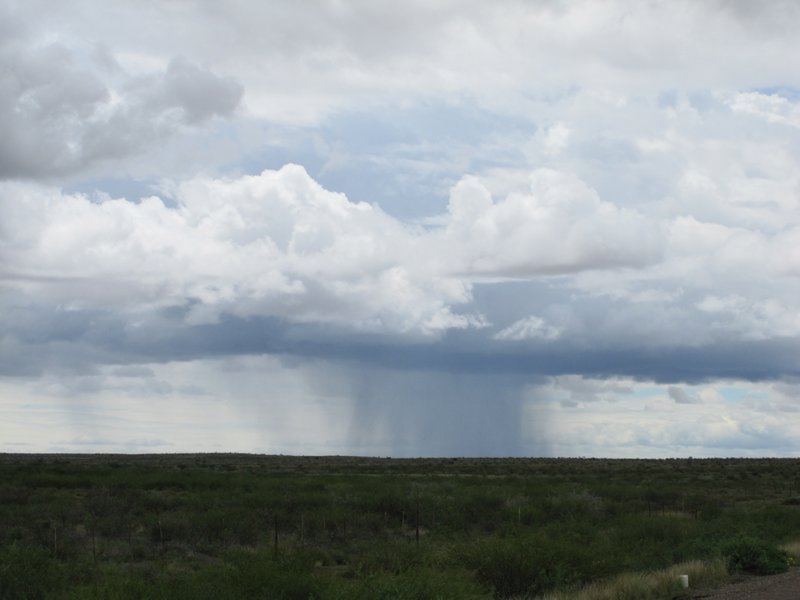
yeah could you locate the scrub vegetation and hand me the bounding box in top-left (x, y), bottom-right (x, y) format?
top-left (1, 454), bottom-right (798, 599)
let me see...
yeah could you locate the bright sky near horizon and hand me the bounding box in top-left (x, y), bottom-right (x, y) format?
top-left (2, 1), bottom-right (800, 457)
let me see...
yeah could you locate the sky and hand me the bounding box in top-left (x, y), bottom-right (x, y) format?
top-left (2, 1), bottom-right (800, 457)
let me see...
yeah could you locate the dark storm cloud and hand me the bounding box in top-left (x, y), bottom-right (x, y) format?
top-left (5, 298), bottom-right (800, 387)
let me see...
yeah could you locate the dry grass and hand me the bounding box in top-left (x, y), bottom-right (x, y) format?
top-left (536, 559), bottom-right (728, 600)
top-left (780, 540), bottom-right (800, 559)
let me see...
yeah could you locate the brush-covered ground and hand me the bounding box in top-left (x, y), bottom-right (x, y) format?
top-left (1, 454), bottom-right (799, 599)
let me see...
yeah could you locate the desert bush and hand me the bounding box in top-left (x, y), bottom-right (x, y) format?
top-left (334, 566), bottom-right (486, 600)
top-left (463, 534), bottom-right (602, 598)
top-left (70, 549), bottom-right (324, 600)
top-left (607, 514), bottom-right (695, 569)
top-left (721, 536), bottom-right (790, 575)
top-left (4, 455), bottom-right (800, 598)
top-left (216, 549), bottom-right (323, 600)
top-left (542, 490), bottom-right (604, 522)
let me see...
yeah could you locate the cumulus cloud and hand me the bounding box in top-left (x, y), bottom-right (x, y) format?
top-left (436, 169), bottom-right (662, 277)
top-left (1, 164), bottom-right (663, 336)
top-left (7, 154), bottom-right (799, 350)
top-left (0, 166), bottom-right (468, 334)
top-left (542, 122), bottom-right (571, 156)
top-left (494, 316), bottom-right (561, 341)
top-left (0, 25), bottom-right (242, 179)
top-left (728, 91), bottom-right (800, 128)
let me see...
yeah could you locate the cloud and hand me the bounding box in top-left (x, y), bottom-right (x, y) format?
top-left (494, 316), bottom-right (561, 341)
top-left (437, 169), bottom-right (662, 277)
top-left (533, 377), bottom-right (800, 457)
top-left (15, 0), bottom-right (800, 130)
top-left (152, 57), bottom-right (243, 124)
top-left (542, 122), bottom-right (571, 156)
top-left (5, 0), bottom-right (800, 458)
top-left (0, 24), bottom-right (242, 179)
top-left (728, 91), bottom-right (800, 128)
top-left (667, 385), bottom-right (699, 404)
top-left (695, 295), bottom-right (800, 340)
top-left (58, 436), bottom-right (171, 448)
top-left (533, 376), bottom-right (635, 408)
top-left (1, 164), bottom-right (660, 336)
top-left (4, 157), bottom-right (800, 385)
top-left (0, 165), bottom-right (475, 334)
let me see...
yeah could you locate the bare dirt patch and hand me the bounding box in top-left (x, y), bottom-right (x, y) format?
top-left (693, 568), bottom-right (800, 600)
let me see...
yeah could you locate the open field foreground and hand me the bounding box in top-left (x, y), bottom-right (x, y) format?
top-left (1, 454), bottom-right (799, 599)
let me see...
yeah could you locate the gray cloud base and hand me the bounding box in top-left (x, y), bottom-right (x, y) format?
top-left (4, 300), bottom-right (800, 387)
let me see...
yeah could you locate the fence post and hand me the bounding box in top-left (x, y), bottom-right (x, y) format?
top-left (273, 515), bottom-right (278, 558)
top-left (90, 514), bottom-right (97, 564)
top-left (415, 501), bottom-right (420, 547)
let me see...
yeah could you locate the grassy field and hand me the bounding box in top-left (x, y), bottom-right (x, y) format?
top-left (1, 454), bottom-right (799, 599)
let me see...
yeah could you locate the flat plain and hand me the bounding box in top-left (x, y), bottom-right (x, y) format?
top-left (1, 454), bottom-right (799, 599)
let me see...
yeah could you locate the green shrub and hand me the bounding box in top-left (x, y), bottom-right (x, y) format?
top-left (338, 567), bottom-right (486, 600)
top-left (212, 549), bottom-right (323, 600)
top-left (722, 536), bottom-right (790, 575)
top-left (0, 543), bottom-right (63, 600)
top-left (464, 535), bottom-right (602, 598)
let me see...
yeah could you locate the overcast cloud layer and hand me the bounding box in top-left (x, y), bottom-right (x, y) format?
top-left (2, 1), bottom-right (800, 456)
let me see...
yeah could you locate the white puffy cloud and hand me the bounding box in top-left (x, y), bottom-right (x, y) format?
top-left (1, 164), bottom-right (668, 335)
top-left (0, 165), bottom-right (464, 334)
top-left (728, 91), bottom-right (800, 129)
top-left (436, 169), bottom-right (662, 277)
top-left (7, 150), bottom-right (799, 345)
top-left (542, 122), bottom-right (571, 156)
top-left (494, 316), bottom-right (561, 342)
